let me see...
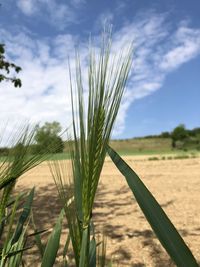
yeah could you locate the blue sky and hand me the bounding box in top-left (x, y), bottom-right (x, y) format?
top-left (0, 0), bottom-right (200, 138)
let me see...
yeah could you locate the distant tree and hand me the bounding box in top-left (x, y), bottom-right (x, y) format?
top-left (0, 43), bottom-right (22, 87)
top-left (171, 124), bottom-right (188, 148)
top-left (160, 131), bottom-right (171, 138)
top-left (33, 121), bottom-right (64, 154)
top-left (0, 147), bottom-right (9, 156)
top-left (190, 127), bottom-right (200, 137)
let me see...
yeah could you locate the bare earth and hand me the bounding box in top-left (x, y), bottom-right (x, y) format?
top-left (16, 156), bottom-right (200, 266)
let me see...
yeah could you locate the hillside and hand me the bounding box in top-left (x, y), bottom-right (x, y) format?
top-left (109, 125), bottom-right (200, 155)
top-left (109, 137), bottom-right (172, 154)
top-left (63, 133), bottom-right (200, 156)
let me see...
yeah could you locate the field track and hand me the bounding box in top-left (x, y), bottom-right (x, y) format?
top-left (16, 156), bottom-right (200, 266)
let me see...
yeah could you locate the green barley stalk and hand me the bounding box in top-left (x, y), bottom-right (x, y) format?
top-left (51, 27), bottom-right (133, 266)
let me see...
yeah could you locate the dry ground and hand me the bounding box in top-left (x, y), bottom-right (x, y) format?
top-left (16, 156), bottom-right (200, 266)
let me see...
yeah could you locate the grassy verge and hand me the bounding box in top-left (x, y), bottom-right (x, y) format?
top-left (1, 150), bottom-right (199, 162)
top-left (43, 150), bottom-right (200, 160)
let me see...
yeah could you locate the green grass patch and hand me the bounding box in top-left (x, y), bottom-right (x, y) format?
top-left (46, 152), bottom-right (70, 160)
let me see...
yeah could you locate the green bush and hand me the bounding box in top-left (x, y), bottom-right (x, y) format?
top-left (32, 121), bottom-right (64, 154)
top-left (0, 147), bottom-right (9, 157)
top-left (148, 157), bottom-right (159, 161)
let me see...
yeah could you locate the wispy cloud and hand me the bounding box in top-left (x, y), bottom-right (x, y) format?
top-left (160, 27), bottom-right (200, 71)
top-left (16, 0), bottom-right (81, 29)
top-left (110, 14), bottom-right (200, 134)
top-left (1, 12), bottom-right (200, 137)
top-left (0, 31), bottom-right (72, 127)
top-left (17, 0), bottom-right (35, 15)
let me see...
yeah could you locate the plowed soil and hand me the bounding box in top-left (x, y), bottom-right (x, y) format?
top-left (16, 156), bottom-right (200, 266)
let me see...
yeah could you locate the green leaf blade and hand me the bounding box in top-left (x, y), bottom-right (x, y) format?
top-left (107, 146), bottom-right (199, 267)
top-left (89, 237), bottom-right (96, 267)
top-left (79, 227), bottom-right (89, 267)
top-left (41, 209), bottom-right (64, 267)
top-left (11, 187), bottom-right (35, 246)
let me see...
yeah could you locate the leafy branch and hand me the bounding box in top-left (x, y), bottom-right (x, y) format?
top-left (0, 44), bottom-right (22, 87)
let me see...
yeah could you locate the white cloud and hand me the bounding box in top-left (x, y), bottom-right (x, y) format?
top-left (17, 0), bottom-right (35, 15)
top-left (0, 33), bottom-right (72, 132)
top-left (110, 16), bottom-right (200, 135)
top-left (160, 27), bottom-right (200, 70)
top-left (16, 0), bottom-right (78, 28)
top-left (1, 13), bottom-right (200, 138)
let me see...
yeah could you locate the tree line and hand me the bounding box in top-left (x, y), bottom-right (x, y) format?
top-left (142, 124), bottom-right (200, 150)
top-left (0, 121), bottom-right (64, 156)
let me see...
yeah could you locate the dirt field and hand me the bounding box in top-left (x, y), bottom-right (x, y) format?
top-left (16, 156), bottom-right (200, 266)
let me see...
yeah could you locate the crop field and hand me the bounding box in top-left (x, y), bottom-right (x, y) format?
top-left (109, 138), bottom-right (173, 154)
top-left (16, 155), bottom-right (200, 266)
